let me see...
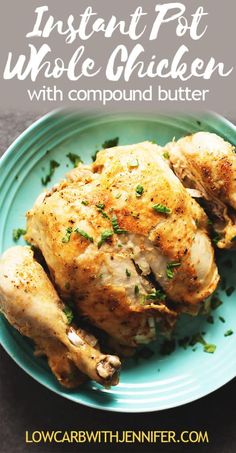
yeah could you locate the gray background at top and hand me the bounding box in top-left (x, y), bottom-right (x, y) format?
top-left (0, 112), bottom-right (236, 453)
top-left (0, 0), bottom-right (235, 115)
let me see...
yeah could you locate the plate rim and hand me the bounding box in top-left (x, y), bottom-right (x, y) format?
top-left (0, 109), bottom-right (236, 412)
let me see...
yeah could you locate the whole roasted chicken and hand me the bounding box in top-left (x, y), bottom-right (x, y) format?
top-left (1, 135), bottom-right (232, 388)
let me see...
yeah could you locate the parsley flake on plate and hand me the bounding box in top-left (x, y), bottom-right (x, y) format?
top-left (204, 344), bottom-right (216, 354)
top-left (102, 137), bottom-right (119, 149)
top-left (41, 160), bottom-right (60, 186)
top-left (67, 153), bottom-right (83, 167)
top-left (12, 228), bottom-right (26, 242)
top-left (210, 295), bottom-right (223, 310)
top-left (92, 137), bottom-right (119, 161)
top-left (226, 286), bottom-right (235, 297)
top-left (219, 316), bottom-right (225, 323)
top-left (206, 315), bottom-right (214, 324)
top-left (224, 329), bottom-right (234, 337)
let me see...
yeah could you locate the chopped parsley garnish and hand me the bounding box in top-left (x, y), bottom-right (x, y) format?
top-left (81, 200), bottom-right (88, 206)
top-left (101, 211), bottom-right (110, 219)
top-left (128, 158), bottom-right (139, 168)
top-left (212, 232), bottom-right (221, 245)
top-left (96, 203), bottom-right (105, 209)
top-left (96, 203), bottom-right (110, 220)
top-left (65, 282), bottom-right (70, 290)
top-left (135, 185), bottom-right (144, 198)
top-left (102, 137), bottom-right (119, 149)
top-left (207, 315), bottom-right (214, 324)
top-left (92, 149), bottom-right (99, 162)
top-left (226, 286), bottom-right (235, 297)
top-left (134, 285), bottom-right (140, 296)
top-left (204, 344), bottom-right (216, 354)
top-left (189, 333), bottom-right (206, 346)
top-left (62, 227), bottom-right (73, 243)
top-left (207, 218), bottom-right (213, 225)
top-left (210, 295), bottom-right (223, 310)
top-left (178, 333), bottom-right (217, 354)
top-left (12, 228), bottom-right (26, 242)
top-left (145, 289), bottom-right (166, 301)
top-left (178, 336), bottom-right (190, 349)
top-left (166, 261), bottom-right (181, 279)
top-left (115, 193), bottom-right (122, 199)
top-left (92, 137), bottom-right (119, 161)
top-left (74, 228), bottom-right (94, 243)
top-left (189, 332), bottom-right (216, 354)
top-left (163, 151), bottom-right (170, 159)
top-left (152, 204), bottom-right (171, 214)
top-left (219, 316), bottom-right (225, 323)
top-left (63, 306), bottom-right (74, 324)
top-left (126, 269), bottom-right (131, 277)
top-left (111, 215), bottom-right (127, 234)
top-left (41, 160), bottom-right (60, 186)
top-left (67, 153), bottom-right (83, 167)
top-left (98, 230), bottom-right (113, 248)
top-left (224, 329), bottom-right (234, 337)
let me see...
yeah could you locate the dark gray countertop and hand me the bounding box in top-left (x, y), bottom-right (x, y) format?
top-left (0, 113), bottom-right (235, 453)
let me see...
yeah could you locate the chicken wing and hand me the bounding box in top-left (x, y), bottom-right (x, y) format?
top-left (25, 142), bottom-right (219, 348)
top-left (165, 132), bottom-right (236, 249)
top-left (0, 246), bottom-right (121, 387)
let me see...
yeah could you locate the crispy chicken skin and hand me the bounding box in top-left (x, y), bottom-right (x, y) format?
top-left (25, 142), bottom-right (219, 349)
top-left (0, 246), bottom-right (121, 387)
top-left (165, 132), bottom-right (236, 249)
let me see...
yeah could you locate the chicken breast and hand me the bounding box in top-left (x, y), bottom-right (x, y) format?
top-left (165, 132), bottom-right (236, 249)
top-left (26, 142), bottom-right (219, 347)
top-left (0, 246), bottom-right (121, 387)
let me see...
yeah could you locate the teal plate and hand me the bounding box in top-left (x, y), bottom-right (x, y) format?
top-left (0, 110), bottom-right (236, 412)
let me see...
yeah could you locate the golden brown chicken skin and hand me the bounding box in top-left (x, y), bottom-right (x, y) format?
top-left (165, 132), bottom-right (236, 249)
top-left (25, 142), bottom-right (219, 347)
top-left (0, 246), bottom-right (121, 387)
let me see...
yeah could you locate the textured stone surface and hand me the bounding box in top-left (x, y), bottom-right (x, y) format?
top-left (0, 113), bottom-right (235, 453)
top-left (0, 112), bottom-right (40, 156)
